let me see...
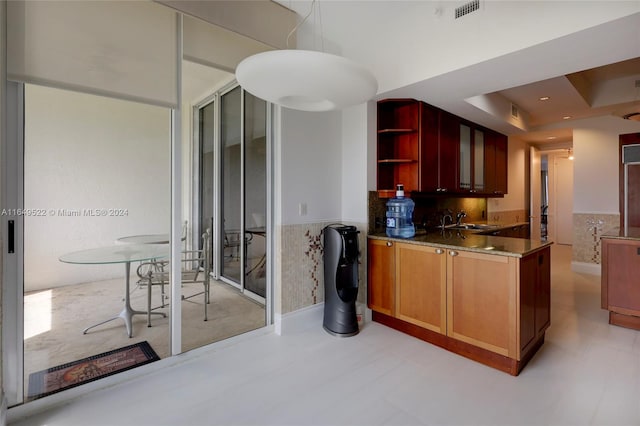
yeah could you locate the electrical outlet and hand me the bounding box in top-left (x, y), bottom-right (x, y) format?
top-left (298, 202), bottom-right (307, 216)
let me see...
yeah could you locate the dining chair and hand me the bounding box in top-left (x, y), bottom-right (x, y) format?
top-left (224, 229), bottom-right (253, 267)
top-left (136, 228), bottom-right (212, 324)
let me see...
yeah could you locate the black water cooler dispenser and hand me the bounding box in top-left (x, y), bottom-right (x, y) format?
top-left (323, 224), bottom-right (359, 337)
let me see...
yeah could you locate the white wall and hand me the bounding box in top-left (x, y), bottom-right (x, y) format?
top-left (573, 116), bottom-right (640, 214)
top-left (24, 85), bottom-right (171, 291)
top-left (279, 108), bottom-right (342, 225)
top-left (341, 103), bottom-right (369, 223)
top-left (486, 115), bottom-right (640, 230)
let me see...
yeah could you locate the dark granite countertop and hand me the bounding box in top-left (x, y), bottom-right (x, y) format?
top-left (601, 227), bottom-right (640, 241)
top-left (453, 222), bottom-right (530, 234)
top-left (369, 228), bottom-right (551, 258)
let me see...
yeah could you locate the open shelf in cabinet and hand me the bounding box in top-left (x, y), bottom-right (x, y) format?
top-left (377, 99), bottom-right (421, 196)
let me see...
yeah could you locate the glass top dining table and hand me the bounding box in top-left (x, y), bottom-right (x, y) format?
top-left (59, 243), bottom-right (169, 264)
top-left (59, 244), bottom-right (169, 337)
top-left (115, 234), bottom-right (172, 245)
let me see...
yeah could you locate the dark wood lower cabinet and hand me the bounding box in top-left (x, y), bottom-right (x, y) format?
top-left (367, 237), bottom-right (551, 376)
top-left (601, 237), bottom-right (640, 330)
top-left (519, 248), bottom-right (551, 355)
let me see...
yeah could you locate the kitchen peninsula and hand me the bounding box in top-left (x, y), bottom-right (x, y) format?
top-left (368, 231), bottom-right (552, 375)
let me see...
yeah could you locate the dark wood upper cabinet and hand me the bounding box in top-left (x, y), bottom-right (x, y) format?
top-left (377, 99), bottom-right (507, 197)
top-left (421, 107), bottom-right (458, 193)
top-left (437, 111), bottom-right (460, 193)
top-left (485, 129), bottom-right (508, 196)
top-left (456, 119), bottom-right (490, 195)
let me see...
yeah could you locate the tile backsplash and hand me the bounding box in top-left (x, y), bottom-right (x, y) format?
top-left (486, 209), bottom-right (528, 224)
top-left (368, 191), bottom-right (488, 234)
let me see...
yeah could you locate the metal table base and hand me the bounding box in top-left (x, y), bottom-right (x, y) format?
top-left (82, 262), bottom-right (166, 338)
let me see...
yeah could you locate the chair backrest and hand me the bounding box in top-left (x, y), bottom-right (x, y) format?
top-left (202, 227), bottom-right (212, 278)
top-left (224, 230), bottom-right (241, 247)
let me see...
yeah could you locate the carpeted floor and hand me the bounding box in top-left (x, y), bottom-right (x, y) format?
top-left (24, 276), bottom-right (265, 399)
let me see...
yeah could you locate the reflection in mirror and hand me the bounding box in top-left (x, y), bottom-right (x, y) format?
top-left (244, 92), bottom-right (267, 299)
top-left (182, 60), bottom-right (267, 353)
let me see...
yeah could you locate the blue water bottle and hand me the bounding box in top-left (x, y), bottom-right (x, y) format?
top-left (385, 184), bottom-right (415, 238)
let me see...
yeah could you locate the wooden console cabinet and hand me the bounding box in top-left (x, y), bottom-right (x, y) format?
top-left (601, 237), bottom-right (640, 330)
top-left (368, 238), bottom-right (550, 375)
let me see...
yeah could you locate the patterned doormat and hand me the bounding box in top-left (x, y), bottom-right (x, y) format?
top-left (27, 341), bottom-right (160, 400)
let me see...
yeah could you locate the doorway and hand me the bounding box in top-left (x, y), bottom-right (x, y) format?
top-left (183, 81), bottom-right (270, 353)
top-left (17, 83), bottom-right (172, 403)
top-left (541, 150), bottom-right (574, 245)
top-left (3, 78), bottom-right (273, 406)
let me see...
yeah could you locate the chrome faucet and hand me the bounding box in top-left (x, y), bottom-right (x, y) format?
top-left (456, 210), bottom-right (467, 226)
top-left (440, 212), bottom-right (453, 230)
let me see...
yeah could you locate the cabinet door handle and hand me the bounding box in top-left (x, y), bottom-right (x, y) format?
top-left (449, 250), bottom-right (458, 257)
top-left (386, 241), bottom-right (393, 247)
top-left (435, 248), bottom-right (444, 254)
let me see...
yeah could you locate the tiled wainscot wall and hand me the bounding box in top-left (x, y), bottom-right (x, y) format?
top-left (572, 213), bottom-right (620, 271)
top-left (277, 222), bottom-right (367, 315)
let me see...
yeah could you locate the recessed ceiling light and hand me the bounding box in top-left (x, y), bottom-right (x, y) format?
top-left (547, 136), bottom-right (556, 140)
top-left (563, 116), bottom-right (572, 120)
top-left (539, 96), bottom-right (550, 101)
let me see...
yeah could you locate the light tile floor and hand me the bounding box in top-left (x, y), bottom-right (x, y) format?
top-left (10, 245), bottom-right (640, 426)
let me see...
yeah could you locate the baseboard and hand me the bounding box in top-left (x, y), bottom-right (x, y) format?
top-left (275, 303), bottom-right (324, 335)
top-left (572, 261), bottom-right (601, 276)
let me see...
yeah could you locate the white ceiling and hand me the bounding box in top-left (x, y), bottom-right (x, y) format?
top-left (493, 57), bottom-right (640, 145)
top-left (375, 10), bottom-right (640, 147)
top-left (184, 56), bottom-right (639, 147)
top-left (181, 2), bottom-right (640, 148)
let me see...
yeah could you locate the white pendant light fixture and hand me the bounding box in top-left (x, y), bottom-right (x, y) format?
top-left (236, 0), bottom-right (378, 112)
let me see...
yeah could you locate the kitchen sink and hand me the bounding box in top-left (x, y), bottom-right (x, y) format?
top-left (445, 223), bottom-right (500, 231)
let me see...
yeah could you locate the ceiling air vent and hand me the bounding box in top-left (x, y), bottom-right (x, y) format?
top-left (511, 103), bottom-right (519, 119)
top-left (455, 0), bottom-right (480, 19)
